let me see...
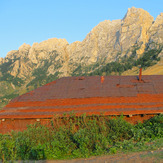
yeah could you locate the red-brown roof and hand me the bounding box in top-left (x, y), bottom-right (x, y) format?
top-left (0, 75), bottom-right (163, 119)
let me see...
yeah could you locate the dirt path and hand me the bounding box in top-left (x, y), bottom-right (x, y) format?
top-left (44, 149), bottom-right (163, 163)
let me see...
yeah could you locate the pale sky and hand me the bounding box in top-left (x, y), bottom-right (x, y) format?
top-left (0, 0), bottom-right (162, 58)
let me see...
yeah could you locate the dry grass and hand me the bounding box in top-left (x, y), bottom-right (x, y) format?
top-left (122, 60), bottom-right (163, 76)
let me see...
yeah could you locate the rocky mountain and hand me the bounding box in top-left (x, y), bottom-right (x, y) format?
top-left (0, 7), bottom-right (163, 108)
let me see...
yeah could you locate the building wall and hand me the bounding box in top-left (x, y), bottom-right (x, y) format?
top-left (0, 114), bottom-right (157, 134)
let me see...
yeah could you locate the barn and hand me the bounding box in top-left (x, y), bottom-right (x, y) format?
top-left (0, 71), bottom-right (163, 133)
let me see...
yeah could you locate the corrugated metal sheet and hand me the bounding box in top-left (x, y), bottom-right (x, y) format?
top-left (9, 75), bottom-right (163, 101)
top-left (0, 75), bottom-right (162, 119)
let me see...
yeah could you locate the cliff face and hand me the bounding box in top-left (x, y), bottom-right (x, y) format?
top-left (0, 7), bottom-right (163, 108)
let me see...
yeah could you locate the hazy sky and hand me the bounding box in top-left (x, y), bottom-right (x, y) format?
top-left (0, 0), bottom-right (162, 58)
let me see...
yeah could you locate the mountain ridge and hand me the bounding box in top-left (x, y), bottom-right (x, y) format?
top-left (0, 7), bottom-right (163, 108)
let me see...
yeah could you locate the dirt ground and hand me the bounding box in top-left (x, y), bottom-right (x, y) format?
top-left (17, 149), bottom-right (163, 163)
top-left (50, 149), bottom-right (163, 163)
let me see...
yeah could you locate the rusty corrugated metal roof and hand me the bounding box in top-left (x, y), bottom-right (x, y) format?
top-left (0, 75), bottom-right (163, 119)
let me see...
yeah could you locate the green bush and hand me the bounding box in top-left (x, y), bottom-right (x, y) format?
top-left (107, 116), bottom-right (133, 142)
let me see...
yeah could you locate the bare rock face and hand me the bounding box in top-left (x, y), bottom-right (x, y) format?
top-left (28, 38), bottom-right (69, 63)
top-left (6, 50), bottom-right (18, 60)
top-left (18, 61), bottom-right (34, 78)
top-left (148, 13), bottom-right (163, 58)
top-left (71, 20), bottom-right (122, 63)
top-left (18, 43), bottom-right (31, 56)
top-left (10, 60), bottom-right (20, 76)
top-left (67, 19), bottom-right (123, 67)
top-left (148, 13), bottom-right (163, 45)
top-left (121, 7), bottom-right (154, 56)
top-left (150, 13), bottom-right (163, 31)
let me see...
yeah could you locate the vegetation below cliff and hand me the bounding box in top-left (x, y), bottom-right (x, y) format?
top-left (0, 114), bottom-right (162, 161)
top-left (72, 46), bottom-right (162, 76)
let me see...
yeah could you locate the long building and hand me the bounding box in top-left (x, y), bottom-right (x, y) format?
top-left (0, 72), bottom-right (163, 133)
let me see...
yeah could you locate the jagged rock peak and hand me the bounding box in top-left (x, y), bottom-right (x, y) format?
top-left (30, 38), bottom-right (69, 51)
top-left (35, 38), bottom-right (68, 46)
top-left (154, 13), bottom-right (163, 26)
top-left (6, 50), bottom-right (18, 59)
top-left (19, 43), bottom-right (31, 53)
top-left (88, 19), bottom-right (121, 34)
top-left (27, 38), bottom-right (69, 63)
top-left (121, 7), bottom-right (154, 55)
top-left (42, 38), bottom-right (68, 44)
top-left (156, 12), bottom-right (163, 19)
top-left (69, 41), bottom-right (81, 46)
top-left (123, 7), bottom-right (154, 23)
